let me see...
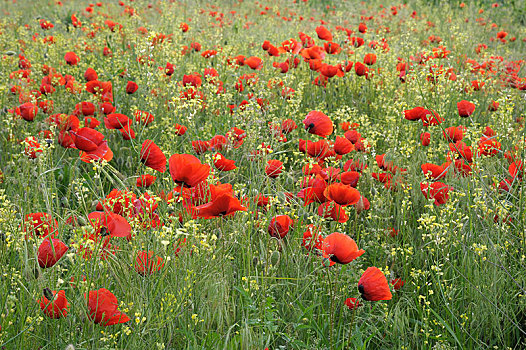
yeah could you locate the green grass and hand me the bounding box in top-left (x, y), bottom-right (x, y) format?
top-left (1, 0), bottom-right (526, 349)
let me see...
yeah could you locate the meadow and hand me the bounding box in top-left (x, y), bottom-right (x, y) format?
top-left (0, 0), bottom-right (526, 348)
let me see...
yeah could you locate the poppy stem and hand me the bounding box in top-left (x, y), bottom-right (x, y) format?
top-left (346, 306), bottom-right (357, 350)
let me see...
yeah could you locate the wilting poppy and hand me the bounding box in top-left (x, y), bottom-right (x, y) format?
top-left (86, 288), bottom-right (130, 326)
top-left (268, 215), bottom-right (294, 239)
top-left (135, 251), bottom-right (164, 275)
top-left (457, 100), bottom-right (475, 117)
top-left (358, 267), bottom-right (392, 301)
top-left (38, 238), bottom-right (69, 268)
top-left (38, 289), bottom-right (69, 319)
top-left (169, 154), bottom-right (210, 187)
top-left (140, 140), bottom-right (166, 173)
top-left (323, 183), bottom-right (361, 206)
top-left (303, 111), bottom-right (333, 138)
top-left (322, 232), bottom-right (364, 265)
top-left (265, 159), bottom-right (283, 178)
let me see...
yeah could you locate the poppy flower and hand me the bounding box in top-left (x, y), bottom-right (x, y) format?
top-left (169, 154), bottom-right (210, 187)
top-left (19, 102), bottom-right (38, 121)
top-left (334, 136), bottom-right (354, 155)
top-left (38, 238), bottom-right (69, 268)
top-left (125, 81), bottom-right (138, 94)
top-left (214, 153), bottom-right (237, 171)
top-left (175, 124), bottom-right (187, 136)
top-left (323, 183), bottom-right (361, 206)
top-left (457, 100), bottom-right (476, 117)
top-left (316, 26), bottom-right (333, 41)
top-left (135, 251), bottom-right (164, 275)
top-left (265, 159), bottom-right (283, 178)
top-left (421, 163), bottom-right (448, 180)
top-left (137, 174), bottom-right (156, 188)
top-left (478, 138), bottom-right (501, 157)
top-left (38, 289), bottom-right (69, 319)
top-left (358, 267), bottom-right (392, 301)
top-left (88, 211), bottom-right (132, 240)
top-left (322, 232), bottom-right (364, 265)
top-left (140, 140), bottom-right (166, 173)
top-left (317, 202), bottom-right (348, 223)
top-left (443, 126), bottom-right (465, 142)
top-left (86, 288), bottom-right (130, 326)
top-left (194, 192), bottom-right (247, 219)
top-left (64, 52), bottom-right (79, 65)
top-left (345, 297), bottom-right (360, 310)
top-left (488, 101), bottom-right (499, 111)
top-left (340, 171), bottom-right (361, 187)
top-left (22, 212), bottom-right (58, 238)
top-left (306, 140), bottom-right (330, 159)
top-left (84, 68), bottom-right (98, 81)
top-left (420, 181), bottom-right (452, 206)
top-left (192, 140), bottom-right (210, 154)
top-left (281, 119), bottom-right (298, 134)
top-left (302, 225), bottom-right (324, 251)
top-left (420, 132), bottom-right (431, 146)
top-left (268, 215), bottom-right (294, 239)
top-left (209, 135), bottom-right (228, 151)
top-left (303, 111), bottom-right (333, 138)
top-left (404, 107), bottom-right (427, 121)
top-left (421, 110), bottom-right (443, 127)
top-left (391, 278), bottom-right (405, 290)
top-left (363, 53), bottom-right (377, 65)
top-left (244, 56), bottom-right (263, 70)
top-left (104, 113), bottom-right (130, 130)
top-left (297, 176), bottom-right (328, 205)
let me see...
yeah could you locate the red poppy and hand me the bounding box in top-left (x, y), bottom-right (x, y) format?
top-left (135, 251), bottom-right (164, 275)
top-left (169, 154), bottom-right (210, 187)
top-left (488, 101), bottom-right (499, 111)
top-left (420, 181), bottom-right (452, 206)
top-left (88, 211), bottom-right (132, 240)
top-left (265, 159), bottom-right (283, 178)
top-left (64, 52), bottom-right (79, 65)
top-left (363, 53), bottom-right (377, 65)
top-left (457, 100), bottom-right (475, 117)
top-left (86, 288), bottom-right (130, 326)
top-left (297, 176), bottom-right (328, 205)
top-left (421, 110), bottom-right (443, 127)
top-left (140, 140), bottom-right (166, 173)
top-left (268, 215), bottom-right (294, 239)
top-left (19, 102), bottom-right (38, 121)
top-left (137, 174), bottom-right (156, 188)
top-left (302, 225), bottom-right (324, 251)
top-left (244, 56), bottom-right (263, 70)
top-left (340, 171), bottom-right (361, 187)
top-left (404, 107), bottom-right (426, 121)
top-left (478, 138), bottom-right (501, 157)
top-left (175, 124), bottom-right (187, 136)
top-left (281, 119), bottom-right (298, 134)
top-left (86, 80), bottom-right (113, 102)
top-left (323, 183), bottom-right (361, 206)
top-left (38, 289), bottom-right (69, 319)
top-left (354, 62), bottom-right (368, 77)
top-left (358, 267), bottom-right (392, 301)
top-left (84, 68), bottom-right (98, 81)
top-left (38, 238), bottom-right (69, 268)
top-left (214, 153), bottom-right (237, 171)
top-left (22, 212), bottom-right (58, 238)
top-left (316, 26), bottom-right (333, 41)
top-left (345, 297), bottom-right (360, 310)
top-left (104, 113), bottom-right (130, 130)
top-left (449, 141), bottom-right (473, 162)
top-left (317, 202), bottom-right (348, 223)
top-left (209, 135), bottom-right (228, 151)
top-left (194, 192), bottom-right (247, 218)
top-left (391, 278), bottom-right (405, 290)
top-left (306, 140), bottom-right (330, 159)
top-left (322, 232), bottom-right (364, 265)
top-left (420, 132), bottom-right (431, 146)
top-left (334, 136), bottom-right (354, 155)
top-left (192, 140), bottom-right (210, 154)
top-left (303, 111), bottom-right (333, 138)
top-left (421, 163), bottom-right (448, 180)
top-left (443, 126), bottom-right (465, 142)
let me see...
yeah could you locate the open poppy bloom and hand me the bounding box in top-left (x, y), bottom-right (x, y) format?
top-left (22, 212), bottom-right (58, 238)
top-left (86, 288), bottom-right (130, 326)
top-left (214, 153), bottom-right (237, 171)
top-left (135, 251), bottom-right (164, 275)
top-left (344, 297), bottom-right (360, 310)
top-left (421, 163), bottom-right (448, 180)
top-left (420, 181), bottom-right (452, 206)
top-left (303, 111), bottom-right (333, 138)
top-left (323, 183), bottom-right (361, 206)
top-left (38, 238), bottom-right (69, 268)
top-left (137, 174), bottom-right (156, 188)
top-left (169, 154), bottom-right (210, 187)
top-left (317, 202), bottom-right (349, 223)
top-left (265, 159), bottom-right (283, 178)
top-left (194, 192), bottom-right (247, 219)
top-left (457, 100), bottom-right (476, 117)
top-left (88, 211), bottom-right (132, 240)
top-left (358, 267), bottom-right (392, 301)
top-left (322, 232), bottom-right (364, 266)
top-left (141, 140), bottom-right (167, 173)
top-left (315, 26), bottom-right (333, 41)
top-left (268, 215), bottom-right (294, 239)
top-left (38, 289), bottom-right (69, 319)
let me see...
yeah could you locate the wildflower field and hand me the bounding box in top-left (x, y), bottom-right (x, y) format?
top-left (1, 0), bottom-right (526, 348)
